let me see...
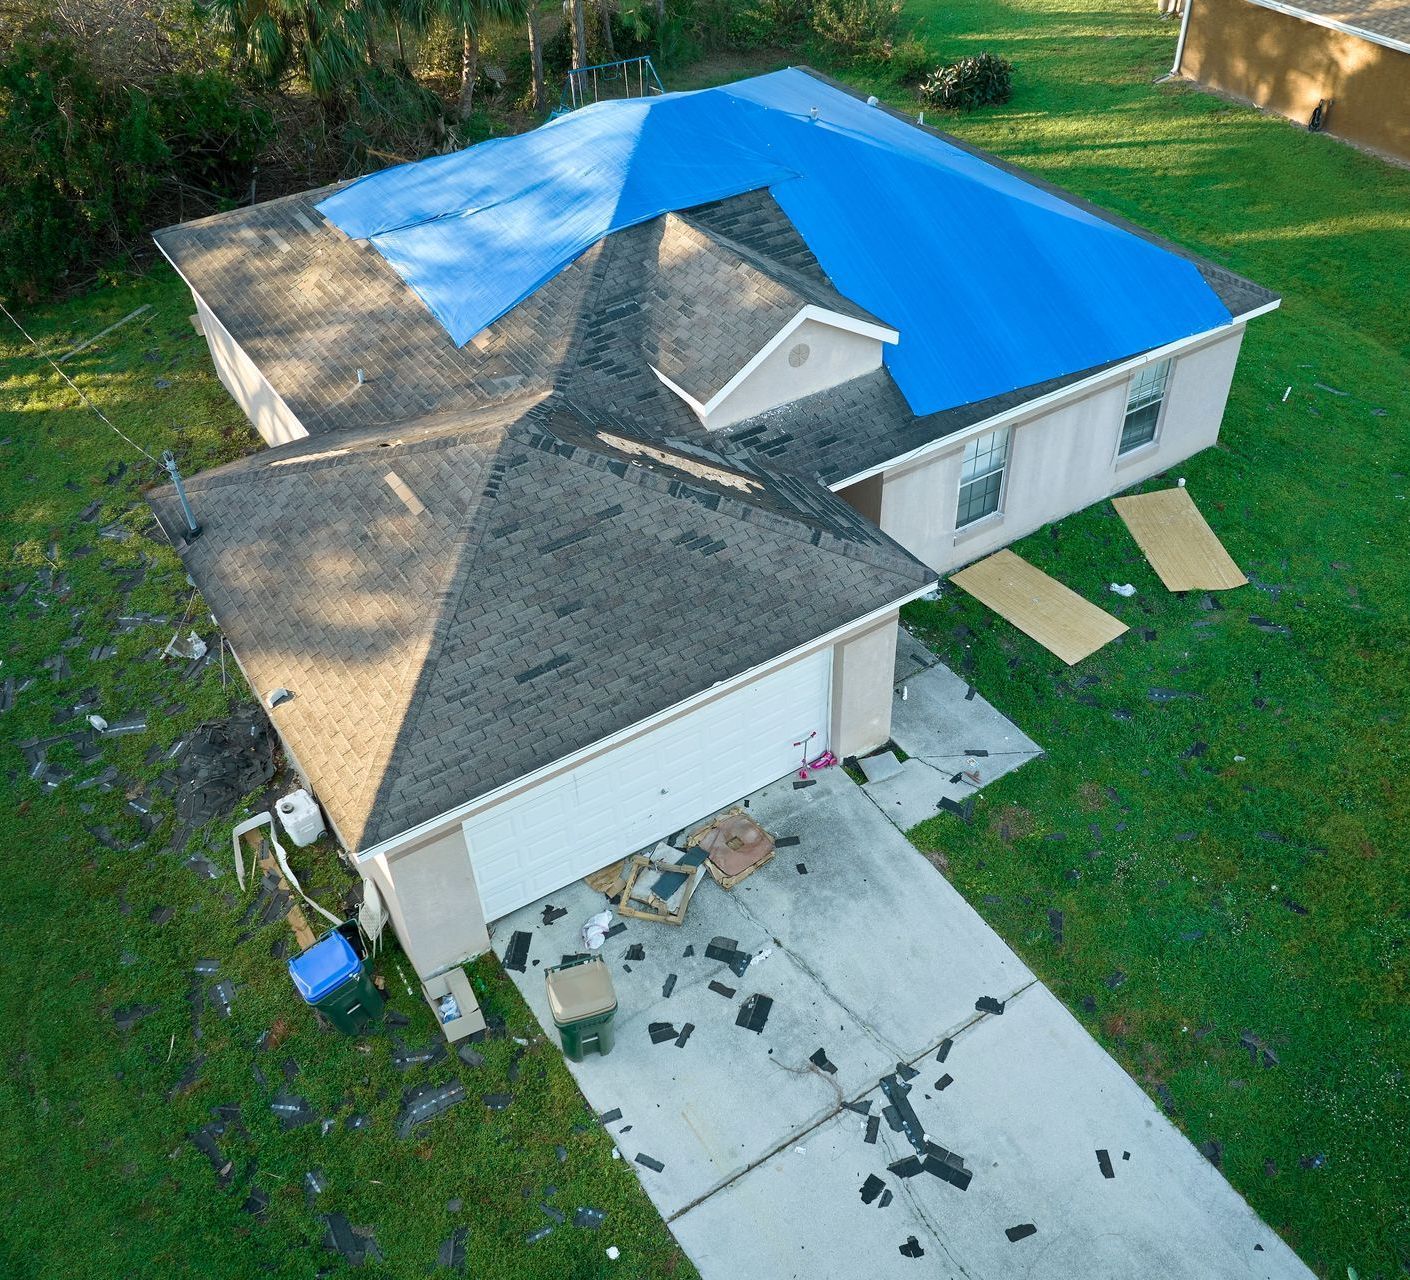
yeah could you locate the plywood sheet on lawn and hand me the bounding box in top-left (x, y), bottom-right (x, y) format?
top-left (1112, 487), bottom-right (1247, 591)
top-left (950, 549), bottom-right (1127, 666)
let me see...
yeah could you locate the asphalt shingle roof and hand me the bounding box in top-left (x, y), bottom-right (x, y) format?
top-left (1254, 0), bottom-right (1410, 45)
top-left (149, 397), bottom-right (931, 851)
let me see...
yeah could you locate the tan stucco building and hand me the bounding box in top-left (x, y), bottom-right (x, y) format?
top-left (1174, 0), bottom-right (1410, 163)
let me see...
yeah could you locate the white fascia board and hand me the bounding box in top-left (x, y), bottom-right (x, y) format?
top-left (829, 302), bottom-right (1280, 492)
top-left (699, 305), bottom-right (900, 420)
top-left (1242, 0), bottom-right (1410, 55)
top-left (649, 364), bottom-right (708, 416)
top-left (355, 581), bottom-right (937, 865)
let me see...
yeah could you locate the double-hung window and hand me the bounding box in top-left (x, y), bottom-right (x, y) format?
top-left (956, 427), bottom-right (1011, 528)
top-left (1119, 359), bottom-right (1171, 454)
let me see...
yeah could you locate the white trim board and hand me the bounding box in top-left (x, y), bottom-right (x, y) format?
top-left (652, 303), bottom-right (899, 426)
top-left (357, 584), bottom-right (935, 865)
top-left (829, 303), bottom-right (1279, 493)
top-left (1242, 0), bottom-right (1410, 55)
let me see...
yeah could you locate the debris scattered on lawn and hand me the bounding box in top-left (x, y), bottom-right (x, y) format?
top-left (1200, 1140), bottom-right (1223, 1168)
top-left (809, 1047), bottom-right (838, 1074)
top-left (1097, 1149), bottom-right (1115, 1179)
top-left (937, 795), bottom-right (975, 822)
top-left (860, 1174), bottom-right (885, 1204)
top-left (1006, 1223), bottom-right (1037, 1242)
top-left (395, 1080), bottom-right (467, 1138)
top-left (321, 1214), bottom-right (382, 1267)
top-left (1048, 909), bottom-right (1064, 946)
top-left (1104, 971), bottom-right (1127, 991)
top-left (736, 994), bottom-right (773, 1034)
top-left (456, 1044), bottom-right (483, 1068)
top-left (1109, 583), bottom-right (1136, 597)
top-left (899, 1236), bottom-right (925, 1258)
top-left (574, 1207), bottom-right (606, 1230)
top-left (661, 973), bottom-right (677, 998)
top-left (1249, 616), bottom-right (1291, 635)
top-left (975, 996), bottom-right (1005, 1016)
top-left (392, 1038), bottom-right (447, 1072)
top-left (598, 1107), bottom-right (623, 1125)
top-left (113, 1002), bottom-right (159, 1031)
top-left (525, 1224), bottom-right (554, 1244)
top-left (481, 1092), bottom-right (513, 1111)
top-left (634, 1152), bottom-right (665, 1172)
top-left (503, 931), bottom-right (532, 972)
top-left (437, 1226), bottom-right (469, 1272)
top-left (270, 1093), bottom-right (316, 1130)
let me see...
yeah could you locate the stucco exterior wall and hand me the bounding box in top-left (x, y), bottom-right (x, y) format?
top-left (830, 614), bottom-right (899, 758)
top-left (194, 296), bottom-right (309, 447)
top-left (362, 826), bottom-right (489, 978)
top-left (1178, 0), bottom-right (1410, 162)
top-left (707, 318), bottom-right (884, 430)
top-left (867, 328), bottom-right (1245, 574)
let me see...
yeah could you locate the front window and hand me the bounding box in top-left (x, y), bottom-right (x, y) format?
top-left (1119, 359), bottom-right (1171, 454)
top-left (957, 427), bottom-right (1011, 527)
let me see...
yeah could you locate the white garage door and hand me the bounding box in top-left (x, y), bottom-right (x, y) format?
top-left (465, 650), bottom-right (832, 921)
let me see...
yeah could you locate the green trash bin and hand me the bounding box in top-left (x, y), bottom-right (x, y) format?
top-left (289, 930), bottom-right (384, 1035)
top-left (545, 955), bottom-right (617, 1061)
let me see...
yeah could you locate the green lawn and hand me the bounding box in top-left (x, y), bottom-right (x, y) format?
top-left (865, 0), bottom-right (1407, 1274)
top-left (0, 279), bottom-right (694, 1278)
top-left (3, 3), bottom-right (1408, 1277)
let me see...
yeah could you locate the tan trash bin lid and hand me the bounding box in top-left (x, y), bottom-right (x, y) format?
top-left (546, 958), bottom-right (617, 1023)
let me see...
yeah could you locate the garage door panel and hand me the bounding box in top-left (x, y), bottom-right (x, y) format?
top-left (466, 651), bottom-right (832, 920)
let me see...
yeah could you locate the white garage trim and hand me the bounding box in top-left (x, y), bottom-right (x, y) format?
top-left (358, 586), bottom-right (935, 866)
top-left (465, 648), bottom-right (832, 921)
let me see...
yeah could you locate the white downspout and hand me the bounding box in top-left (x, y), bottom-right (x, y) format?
top-left (1171, 0), bottom-right (1194, 76)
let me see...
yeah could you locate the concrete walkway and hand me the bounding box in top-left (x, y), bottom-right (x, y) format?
top-left (861, 628), bottom-right (1044, 831)
top-left (490, 767), bottom-right (1312, 1279)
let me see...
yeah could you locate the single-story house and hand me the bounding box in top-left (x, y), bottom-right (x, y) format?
top-left (149, 68), bottom-right (1277, 978)
top-left (1173, 0), bottom-right (1410, 162)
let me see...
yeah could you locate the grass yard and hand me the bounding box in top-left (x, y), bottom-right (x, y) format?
top-left (863, 0), bottom-right (1407, 1274)
top-left (0, 279), bottom-right (695, 1278)
top-left (2, 2), bottom-right (1407, 1276)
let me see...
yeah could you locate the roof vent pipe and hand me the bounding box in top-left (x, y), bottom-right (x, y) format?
top-left (161, 450), bottom-right (202, 540)
top-left (356, 367), bottom-right (366, 385)
top-left (809, 106), bottom-right (819, 122)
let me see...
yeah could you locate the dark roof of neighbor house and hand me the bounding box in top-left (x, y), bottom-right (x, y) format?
top-left (1246, 0), bottom-right (1410, 48)
top-left (153, 70), bottom-right (1277, 491)
top-left (148, 396), bottom-right (932, 852)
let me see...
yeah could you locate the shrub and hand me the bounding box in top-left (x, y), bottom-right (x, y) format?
top-left (918, 52), bottom-right (1014, 111)
top-left (0, 38), bottom-right (168, 301)
top-left (152, 71), bottom-right (273, 198)
top-left (810, 0), bottom-right (903, 61)
top-left (730, 0), bottom-right (814, 49)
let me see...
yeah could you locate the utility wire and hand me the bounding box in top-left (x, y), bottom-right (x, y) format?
top-left (0, 299), bottom-right (162, 466)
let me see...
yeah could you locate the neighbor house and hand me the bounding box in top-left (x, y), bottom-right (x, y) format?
top-left (1173, 0), bottom-right (1410, 162)
top-left (149, 68), bottom-right (1277, 977)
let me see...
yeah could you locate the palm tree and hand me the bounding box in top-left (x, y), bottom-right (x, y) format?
top-left (527, 4), bottom-right (546, 111)
top-left (202, 0), bottom-right (370, 101)
top-left (427, 0), bottom-right (529, 118)
top-left (565, 0), bottom-right (587, 69)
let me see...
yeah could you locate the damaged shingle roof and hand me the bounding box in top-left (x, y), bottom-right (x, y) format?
top-left (153, 68), bottom-right (1276, 489)
top-left (148, 397), bottom-right (932, 851)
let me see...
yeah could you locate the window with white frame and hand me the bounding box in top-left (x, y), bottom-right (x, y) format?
top-left (956, 426), bottom-right (1011, 528)
top-left (1119, 358), bottom-right (1171, 454)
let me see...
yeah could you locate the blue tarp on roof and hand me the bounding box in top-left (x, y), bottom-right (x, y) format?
top-left (318, 69), bottom-right (1232, 417)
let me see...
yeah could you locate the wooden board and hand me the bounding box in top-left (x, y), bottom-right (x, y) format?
top-left (584, 859), bottom-right (628, 899)
top-left (1112, 487), bottom-right (1246, 592)
top-left (950, 549), bottom-right (1128, 666)
top-left (244, 831), bottom-right (317, 950)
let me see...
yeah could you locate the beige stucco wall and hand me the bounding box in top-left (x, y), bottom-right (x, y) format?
top-left (194, 295), bottom-right (308, 447)
top-left (1178, 0), bottom-right (1410, 162)
top-left (707, 317), bottom-right (885, 430)
top-left (865, 327), bottom-right (1245, 574)
top-left (830, 614), bottom-right (899, 758)
top-left (362, 826), bottom-right (490, 978)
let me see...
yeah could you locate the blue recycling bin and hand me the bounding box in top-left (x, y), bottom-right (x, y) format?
top-left (288, 931), bottom-right (384, 1034)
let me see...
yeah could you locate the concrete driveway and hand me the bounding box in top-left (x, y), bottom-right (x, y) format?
top-left (491, 767), bottom-right (1311, 1278)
